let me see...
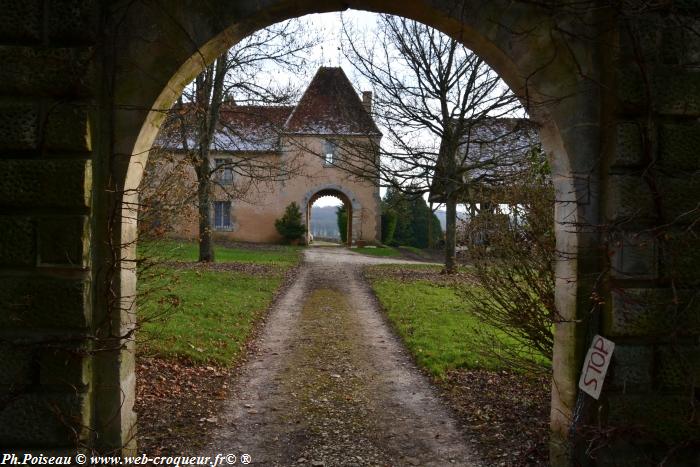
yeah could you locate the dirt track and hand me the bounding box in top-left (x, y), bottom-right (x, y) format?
top-left (200, 247), bottom-right (481, 466)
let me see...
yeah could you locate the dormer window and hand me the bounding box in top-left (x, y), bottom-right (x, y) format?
top-left (324, 141), bottom-right (336, 166)
top-left (215, 158), bottom-right (233, 184)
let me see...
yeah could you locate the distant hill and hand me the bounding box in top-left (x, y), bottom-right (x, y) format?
top-left (435, 209), bottom-right (446, 230)
top-left (311, 205), bottom-right (340, 239)
top-left (435, 209), bottom-right (478, 231)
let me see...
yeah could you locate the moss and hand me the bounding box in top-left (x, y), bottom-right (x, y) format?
top-left (278, 289), bottom-right (382, 437)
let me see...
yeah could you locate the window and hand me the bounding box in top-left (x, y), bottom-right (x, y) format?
top-left (215, 158), bottom-right (233, 184)
top-left (213, 201), bottom-right (232, 230)
top-left (323, 141), bottom-right (336, 166)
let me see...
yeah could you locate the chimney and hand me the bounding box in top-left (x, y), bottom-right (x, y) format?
top-left (223, 92), bottom-right (236, 106)
top-left (362, 91), bottom-right (373, 114)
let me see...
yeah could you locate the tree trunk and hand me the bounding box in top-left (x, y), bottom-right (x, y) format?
top-left (195, 57), bottom-right (226, 263)
top-left (197, 159), bottom-right (214, 262)
top-left (444, 194), bottom-right (457, 274)
top-left (468, 203), bottom-right (477, 246)
top-left (440, 134), bottom-right (459, 274)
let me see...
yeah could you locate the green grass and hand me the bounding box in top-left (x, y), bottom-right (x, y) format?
top-left (399, 246), bottom-right (428, 257)
top-left (137, 240), bottom-right (300, 366)
top-left (369, 262), bottom-right (471, 274)
top-left (139, 239), bottom-right (301, 267)
top-left (370, 275), bottom-right (545, 377)
top-left (353, 246), bottom-right (401, 257)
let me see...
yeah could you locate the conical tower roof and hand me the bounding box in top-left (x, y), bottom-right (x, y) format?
top-left (285, 67), bottom-right (381, 136)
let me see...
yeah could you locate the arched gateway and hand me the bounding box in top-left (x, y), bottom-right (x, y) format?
top-left (1, 2), bottom-right (698, 466)
top-left (303, 185), bottom-right (370, 247)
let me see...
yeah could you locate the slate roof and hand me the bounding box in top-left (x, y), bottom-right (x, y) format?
top-left (155, 67), bottom-right (380, 153)
top-left (215, 105), bottom-right (294, 152)
top-left (428, 118), bottom-right (540, 203)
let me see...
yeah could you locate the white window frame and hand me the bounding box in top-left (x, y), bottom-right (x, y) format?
top-left (214, 158), bottom-right (234, 184)
top-left (213, 201), bottom-right (232, 231)
top-left (323, 141), bottom-right (336, 166)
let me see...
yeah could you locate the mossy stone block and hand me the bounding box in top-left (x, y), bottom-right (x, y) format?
top-left (0, 276), bottom-right (90, 329)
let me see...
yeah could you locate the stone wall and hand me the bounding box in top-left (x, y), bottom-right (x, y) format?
top-left (589, 7), bottom-right (700, 464)
top-left (149, 138), bottom-right (381, 245)
top-left (0, 1), bottom-right (697, 465)
top-left (0, 0), bottom-right (97, 451)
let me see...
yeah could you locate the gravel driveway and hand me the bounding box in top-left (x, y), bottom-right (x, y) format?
top-left (200, 247), bottom-right (481, 466)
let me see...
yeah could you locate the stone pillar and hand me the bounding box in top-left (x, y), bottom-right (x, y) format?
top-left (0, 0), bottom-right (98, 452)
top-left (578, 7), bottom-right (700, 465)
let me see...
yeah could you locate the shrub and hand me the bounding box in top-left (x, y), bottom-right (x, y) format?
top-left (336, 205), bottom-right (348, 243)
top-left (382, 188), bottom-right (442, 248)
top-left (458, 147), bottom-right (556, 374)
top-left (275, 202), bottom-right (306, 242)
top-left (381, 209), bottom-right (398, 244)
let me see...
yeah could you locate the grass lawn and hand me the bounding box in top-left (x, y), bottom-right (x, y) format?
top-left (398, 246), bottom-right (429, 257)
top-left (353, 246), bottom-right (401, 257)
top-left (139, 239), bottom-right (301, 267)
top-left (137, 240), bottom-right (300, 366)
top-left (368, 265), bottom-right (547, 377)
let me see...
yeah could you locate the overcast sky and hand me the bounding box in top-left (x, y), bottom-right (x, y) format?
top-left (289, 11), bottom-right (515, 209)
top-left (271, 10), bottom-right (378, 95)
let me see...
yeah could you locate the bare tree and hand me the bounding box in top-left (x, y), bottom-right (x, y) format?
top-left (144, 20), bottom-right (319, 261)
top-left (341, 15), bottom-right (523, 272)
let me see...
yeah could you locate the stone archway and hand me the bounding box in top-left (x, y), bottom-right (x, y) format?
top-left (303, 186), bottom-right (362, 247)
top-left (2, 2), bottom-right (696, 465)
top-left (110, 4), bottom-right (589, 458)
top-left (12, 2), bottom-right (593, 461)
top-left (111, 5), bottom-right (591, 458)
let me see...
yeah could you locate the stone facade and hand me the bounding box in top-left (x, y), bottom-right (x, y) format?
top-left (148, 67), bottom-right (381, 245)
top-left (0, 2), bottom-right (698, 465)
